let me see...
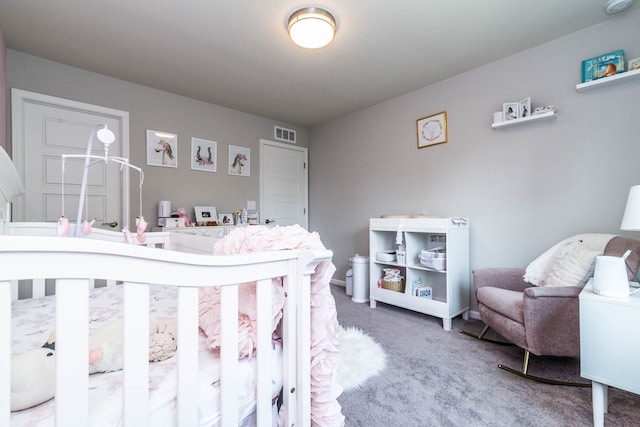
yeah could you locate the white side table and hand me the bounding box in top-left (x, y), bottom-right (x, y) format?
top-left (579, 282), bottom-right (640, 427)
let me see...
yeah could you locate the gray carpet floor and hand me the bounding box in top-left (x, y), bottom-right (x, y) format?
top-left (332, 285), bottom-right (640, 427)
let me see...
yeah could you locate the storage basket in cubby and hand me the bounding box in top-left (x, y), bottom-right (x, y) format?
top-left (381, 279), bottom-right (405, 293)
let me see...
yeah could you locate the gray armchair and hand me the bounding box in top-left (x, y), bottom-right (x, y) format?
top-left (464, 236), bottom-right (640, 385)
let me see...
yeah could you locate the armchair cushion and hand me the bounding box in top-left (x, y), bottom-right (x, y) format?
top-left (476, 287), bottom-right (524, 324)
top-left (523, 233), bottom-right (615, 286)
top-left (538, 241), bottom-right (602, 287)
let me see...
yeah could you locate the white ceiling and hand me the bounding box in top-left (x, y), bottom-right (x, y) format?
top-left (0, 1), bottom-right (636, 128)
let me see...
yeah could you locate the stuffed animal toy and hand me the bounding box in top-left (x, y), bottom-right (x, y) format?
top-left (10, 319), bottom-right (177, 411)
top-left (176, 207), bottom-right (191, 227)
top-left (10, 332), bottom-right (56, 411)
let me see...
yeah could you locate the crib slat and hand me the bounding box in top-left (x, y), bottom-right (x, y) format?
top-left (255, 278), bottom-right (272, 427)
top-left (10, 280), bottom-right (18, 301)
top-left (220, 284), bottom-right (239, 427)
top-left (56, 278), bottom-right (89, 425)
top-left (123, 282), bottom-right (150, 425)
top-left (297, 270), bottom-right (312, 427)
top-left (177, 286), bottom-right (199, 426)
top-left (1, 281), bottom-right (10, 425)
top-left (281, 270), bottom-right (297, 426)
top-left (32, 278), bottom-right (45, 298)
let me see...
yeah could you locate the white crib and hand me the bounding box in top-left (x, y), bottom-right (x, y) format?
top-left (0, 229), bottom-right (330, 426)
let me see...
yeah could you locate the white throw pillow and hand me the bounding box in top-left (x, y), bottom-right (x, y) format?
top-left (538, 241), bottom-right (603, 287)
top-left (523, 233), bottom-right (616, 286)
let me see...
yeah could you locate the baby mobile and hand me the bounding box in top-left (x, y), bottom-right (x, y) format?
top-left (58, 124), bottom-right (147, 244)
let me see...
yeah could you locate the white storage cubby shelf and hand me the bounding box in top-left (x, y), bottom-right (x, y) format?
top-left (369, 217), bottom-right (470, 331)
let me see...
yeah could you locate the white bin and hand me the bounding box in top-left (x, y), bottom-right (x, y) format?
top-left (351, 255), bottom-right (370, 303)
top-left (345, 269), bottom-right (353, 296)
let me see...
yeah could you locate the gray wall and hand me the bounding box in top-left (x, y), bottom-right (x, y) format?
top-left (5, 10), bottom-right (640, 312)
top-left (308, 10), bottom-right (640, 302)
top-left (6, 50), bottom-right (307, 225)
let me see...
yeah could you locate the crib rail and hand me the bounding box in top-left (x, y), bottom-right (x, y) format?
top-left (0, 235), bottom-right (329, 426)
top-left (7, 222), bottom-right (171, 299)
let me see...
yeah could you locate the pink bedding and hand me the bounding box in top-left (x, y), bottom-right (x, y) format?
top-left (198, 225), bottom-right (344, 426)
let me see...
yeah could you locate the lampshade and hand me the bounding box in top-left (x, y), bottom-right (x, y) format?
top-left (288, 7), bottom-right (336, 49)
top-left (621, 185), bottom-right (640, 230)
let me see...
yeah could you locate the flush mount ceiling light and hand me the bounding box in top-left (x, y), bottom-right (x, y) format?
top-left (605, 0), bottom-right (635, 14)
top-left (288, 7), bottom-right (336, 49)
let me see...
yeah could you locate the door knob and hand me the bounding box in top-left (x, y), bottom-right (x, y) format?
top-left (101, 221), bottom-right (118, 228)
top-left (265, 219), bottom-right (275, 224)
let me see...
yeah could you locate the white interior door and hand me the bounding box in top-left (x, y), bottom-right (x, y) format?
top-left (260, 139), bottom-right (308, 229)
top-left (11, 89), bottom-right (129, 229)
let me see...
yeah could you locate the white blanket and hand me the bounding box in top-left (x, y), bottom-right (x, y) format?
top-left (11, 285), bottom-right (282, 426)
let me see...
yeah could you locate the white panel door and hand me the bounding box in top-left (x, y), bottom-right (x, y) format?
top-left (12, 89), bottom-right (129, 229)
top-left (260, 140), bottom-right (308, 229)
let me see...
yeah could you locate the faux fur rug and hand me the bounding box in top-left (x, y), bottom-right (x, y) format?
top-left (337, 326), bottom-right (386, 391)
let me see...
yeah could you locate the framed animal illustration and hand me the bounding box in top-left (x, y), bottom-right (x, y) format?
top-left (228, 145), bottom-right (250, 176)
top-left (191, 137), bottom-right (217, 172)
top-left (146, 130), bottom-right (177, 168)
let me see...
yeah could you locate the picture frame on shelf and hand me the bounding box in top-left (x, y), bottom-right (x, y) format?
top-left (502, 102), bottom-right (519, 121)
top-left (519, 97), bottom-right (531, 118)
top-left (217, 213), bottom-right (234, 225)
top-left (416, 111), bottom-right (447, 149)
top-left (190, 137), bottom-right (217, 172)
top-left (194, 206), bottom-right (218, 224)
top-left (146, 130), bottom-right (177, 168)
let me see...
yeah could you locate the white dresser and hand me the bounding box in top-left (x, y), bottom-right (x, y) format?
top-left (579, 282), bottom-right (640, 427)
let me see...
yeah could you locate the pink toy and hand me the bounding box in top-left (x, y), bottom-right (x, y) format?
top-left (122, 227), bottom-right (135, 244)
top-left (176, 207), bottom-right (191, 226)
top-left (56, 216), bottom-right (69, 237)
top-left (136, 216), bottom-right (148, 244)
top-left (82, 218), bottom-right (96, 236)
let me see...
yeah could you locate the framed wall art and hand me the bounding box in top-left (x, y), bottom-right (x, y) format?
top-left (146, 130), bottom-right (177, 168)
top-left (417, 111), bottom-right (447, 149)
top-left (191, 137), bottom-right (217, 172)
top-left (228, 145), bottom-right (251, 176)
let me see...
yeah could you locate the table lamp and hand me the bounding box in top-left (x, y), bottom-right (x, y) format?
top-left (621, 185), bottom-right (640, 231)
top-left (592, 185), bottom-right (640, 297)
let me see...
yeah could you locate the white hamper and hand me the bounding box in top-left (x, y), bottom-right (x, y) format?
top-left (351, 255), bottom-right (370, 303)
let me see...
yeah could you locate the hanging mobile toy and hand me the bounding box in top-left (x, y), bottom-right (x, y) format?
top-left (122, 227), bottom-right (135, 244)
top-left (136, 216), bottom-right (148, 244)
top-left (82, 219), bottom-right (96, 235)
top-left (57, 216), bottom-right (69, 237)
top-left (60, 123), bottom-right (145, 241)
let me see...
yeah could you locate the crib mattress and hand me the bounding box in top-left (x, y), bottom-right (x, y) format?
top-left (10, 284), bottom-right (282, 426)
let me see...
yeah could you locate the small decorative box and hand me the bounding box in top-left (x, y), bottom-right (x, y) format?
top-left (413, 285), bottom-right (433, 299)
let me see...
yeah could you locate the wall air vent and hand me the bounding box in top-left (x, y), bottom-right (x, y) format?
top-left (274, 126), bottom-right (296, 143)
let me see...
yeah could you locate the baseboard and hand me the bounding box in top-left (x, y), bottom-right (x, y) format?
top-left (468, 310), bottom-right (481, 320)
